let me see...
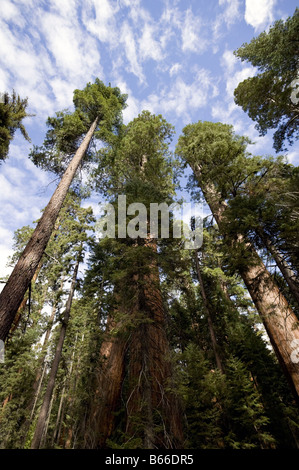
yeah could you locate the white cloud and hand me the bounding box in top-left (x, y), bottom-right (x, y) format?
top-left (221, 49), bottom-right (238, 74)
top-left (139, 23), bottom-right (164, 61)
top-left (41, 13), bottom-right (83, 78)
top-left (245, 0), bottom-right (276, 31)
top-left (82, 0), bottom-right (118, 45)
top-left (50, 0), bottom-right (79, 19)
top-left (0, 0), bottom-right (25, 27)
top-left (169, 63), bottom-right (182, 77)
top-left (219, 0), bottom-right (242, 27)
top-left (213, 0), bottom-right (242, 40)
top-left (114, 78), bottom-right (142, 124)
top-left (143, 68), bottom-right (218, 121)
top-left (0, 226), bottom-right (14, 280)
top-left (285, 151), bottom-right (299, 166)
top-left (181, 8), bottom-right (207, 53)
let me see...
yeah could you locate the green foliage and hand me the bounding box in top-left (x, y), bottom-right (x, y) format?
top-left (176, 120), bottom-right (253, 200)
top-left (30, 79), bottom-right (127, 177)
top-left (93, 110), bottom-right (177, 200)
top-left (3, 85), bottom-right (299, 449)
top-left (0, 90), bottom-right (33, 162)
top-left (234, 8), bottom-right (299, 152)
top-left (178, 345), bottom-right (276, 449)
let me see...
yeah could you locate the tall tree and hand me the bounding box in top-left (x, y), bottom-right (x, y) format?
top-left (85, 111), bottom-right (183, 448)
top-left (0, 90), bottom-right (32, 162)
top-left (30, 195), bottom-right (93, 448)
top-left (30, 251), bottom-right (81, 449)
top-left (176, 120), bottom-right (299, 401)
top-left (233, 8), bottom-right (299, 152)
top-left (0, 79), bottom-right (127, 342)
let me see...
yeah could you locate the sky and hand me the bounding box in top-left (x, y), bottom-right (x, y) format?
top-left (0, 0), bottom-right (298, 282)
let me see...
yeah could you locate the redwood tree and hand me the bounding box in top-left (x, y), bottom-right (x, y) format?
top-left (176, 121), bottom-right (299, 401)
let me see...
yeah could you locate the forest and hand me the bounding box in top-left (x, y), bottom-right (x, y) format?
top-left (0, 8), bottom-right (299, 450)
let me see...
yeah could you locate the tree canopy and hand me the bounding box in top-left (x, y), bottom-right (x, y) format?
top-left (0, 90), bottom-right (32, 162)
top-left (233, 8), bottom-right (299, 152)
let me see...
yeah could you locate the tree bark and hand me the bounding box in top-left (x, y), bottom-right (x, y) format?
top-left (194, 251), bottom-right (224, 373)
top-left (8, 260), bottom-right (43, 337)
top-left (30, 256), bottom-right (80, 449)
top-left (125, 238), bottom-right (184, 449)
top-left (0, 117), bottom-right (98, 341)
top-left (85, 314), bottom-right (127, 449)
top-left (192, 163), bottom-right (299, 402)
top-left (21, 294), bottom-right (60, 447)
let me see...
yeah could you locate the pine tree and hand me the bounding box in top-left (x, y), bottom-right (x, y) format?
top-left (0, 79), bottom-right (127, 342)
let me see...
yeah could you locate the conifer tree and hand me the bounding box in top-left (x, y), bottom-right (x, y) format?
top-left (84, 111), bottom-right (183, 449)
top-left (234, 8), bottom-right (299, 152)
top-left (176, 121), bottom-right (299, 401)
top-left (0, 79), bottom-right (127, 341)
top-left (0, 90), bottom-right (32, 162)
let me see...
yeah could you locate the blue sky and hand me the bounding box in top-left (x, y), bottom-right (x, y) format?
top-left (0, 0), bottom-right (298, 280)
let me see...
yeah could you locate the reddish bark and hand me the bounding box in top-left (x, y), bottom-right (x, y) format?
top-left (125, 239), bottom-right (184, 448)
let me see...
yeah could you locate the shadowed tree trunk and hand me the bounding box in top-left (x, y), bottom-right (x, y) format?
top-left (85, 314), bottom-right (127, 449)
top-left (87, 239), bottom-right (184, 449)
top-left (194, 251), bottom-right (224, 373)
top-left (0, 118), bottom-right (98, 341)
top-left (31, 255), bottom-right (81, 449)
top-left (125, 238), bottom-right (184, 449)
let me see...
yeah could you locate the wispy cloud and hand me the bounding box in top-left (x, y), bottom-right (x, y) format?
top-left (144, 68), bottom-right (218, 122)
top-left (181, 8), bottom-right (208, 54)
top-left (213, 0), bottom-right (242, 43)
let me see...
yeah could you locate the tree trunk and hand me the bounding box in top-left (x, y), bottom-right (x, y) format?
top-left (258, 230), bottom-right (299, 306)
top-left (9, 260), bottom-right (43, 336)
top-left (192, 163), bottom-right (299, 402)
top-left (85, 314), bottom-right (127, 449)
top-left (194, 251), bottom-right (224, 373)
top-left (125, 238), bottom-right (184, 448)
top-left (0, 117), bottom-right (98, 341)
top-left (30, 256), bottom-right (80, 449)
top-left (52, 381), bottom-right (66, 446)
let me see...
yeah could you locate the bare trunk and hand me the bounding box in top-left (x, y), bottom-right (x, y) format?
top-left (192, 163), bottom-right (299, 401)
top-left (40, 388), bottom-right (55, 448)
top-left (57, 333), bottom-right (78, 449)
top-left (8, 261), bottom-right (42, 337)
top-left (0, 118), bottom-right (98, 341)
top-left (52, 382), bottom-right (66, 446)
top-left (30, 256), bottom-right (80, 449)
top-left (20, 297), bottom-right (59, 446)
top-left (239, 251), bottom-right (299, 403)
top-left (194, 251), bottom-right (224, 373)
